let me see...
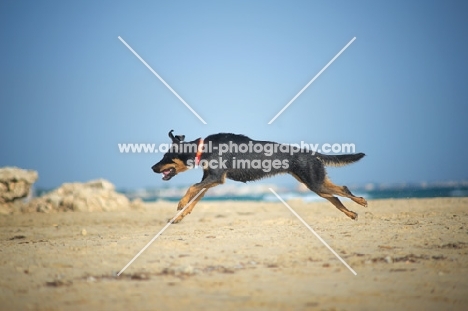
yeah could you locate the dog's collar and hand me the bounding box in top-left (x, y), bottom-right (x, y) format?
top-left (195, 139), bottom-right (204, 166)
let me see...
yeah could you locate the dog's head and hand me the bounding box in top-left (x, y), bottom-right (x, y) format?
top-left (151, 130), bottom-right (192, 181)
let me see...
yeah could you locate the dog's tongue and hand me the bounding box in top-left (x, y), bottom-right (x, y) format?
top-left (162, 169), bottom-right (170, 177)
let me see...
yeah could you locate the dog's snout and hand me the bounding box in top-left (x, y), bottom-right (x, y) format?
top-left (152, 164), bottom-right (159, 172)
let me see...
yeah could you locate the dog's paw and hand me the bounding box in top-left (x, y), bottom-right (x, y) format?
top-left (354, 197), bottom-right (368, 207)
top-left (168, 216), bottom-right (183, 224)
top-left (349, 212), bottom-right (358, 220)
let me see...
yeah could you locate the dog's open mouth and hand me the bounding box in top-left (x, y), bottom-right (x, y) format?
top-left (161, 168), bottom-right (176, 181)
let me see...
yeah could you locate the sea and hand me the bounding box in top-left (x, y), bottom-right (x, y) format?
top-left (120, 182), bottom-right (468, 203)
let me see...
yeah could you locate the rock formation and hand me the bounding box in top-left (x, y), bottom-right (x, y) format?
top-left (0, 167), bottom-right (38, 214)
top-left (25, 179), bottom-right (140, 213)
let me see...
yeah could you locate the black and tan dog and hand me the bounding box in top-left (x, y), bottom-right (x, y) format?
top-left (152, 130), bottom-right (367, 223)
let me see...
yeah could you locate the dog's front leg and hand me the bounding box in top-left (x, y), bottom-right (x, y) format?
top-left (172, 185), bottom-right (207, 223)
top-left (172, 173), bottom-right (225, 223)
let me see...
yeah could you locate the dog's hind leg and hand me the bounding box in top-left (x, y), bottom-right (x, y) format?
top-left (317, 194), bottom-right (358, 220)
top-left (320, 178), bottom-right (368, 207)
top-left (290, 172), bottom-right (362, 220)
top-left (173, 171), bottom-right (226, 223)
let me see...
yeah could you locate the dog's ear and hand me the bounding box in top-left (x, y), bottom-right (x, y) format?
top-left (168, 130), bottom-right (185, 143)
top-left (168, 130), bottom-right (178, 143)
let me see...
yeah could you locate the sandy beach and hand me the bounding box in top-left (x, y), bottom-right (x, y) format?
top-left (1, 197), bottom-right (467, 310)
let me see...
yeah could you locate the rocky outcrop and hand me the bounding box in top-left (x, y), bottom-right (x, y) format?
top-left (0, 167), bottom-right (38, 214)
top-left (25, 179), bottom-right (140, 213)
top-left (0, 167), bottom-right (143, 214)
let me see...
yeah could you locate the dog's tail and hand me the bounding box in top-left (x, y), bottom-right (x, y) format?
top-left (318, 153), bottom-right (365, 167)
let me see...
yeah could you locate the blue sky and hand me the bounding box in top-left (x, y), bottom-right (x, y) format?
top-left (1, 0), bottom-right (467, 190)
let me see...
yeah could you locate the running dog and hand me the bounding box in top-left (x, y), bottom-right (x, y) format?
top-left (152, 130), bottom-right (367, 223)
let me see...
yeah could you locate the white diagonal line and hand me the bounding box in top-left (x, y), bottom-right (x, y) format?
top-left (118, 36), bottom-right (207, 124)
top-left (117, 188), bottom-right (206, 276)
top-left (268, 37), bottom-right (356, 124)
top-left (268, 188), bottom-right (357, 275)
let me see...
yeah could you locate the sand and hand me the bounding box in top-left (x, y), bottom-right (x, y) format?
top-left (1, 197), bottom-right (467, 310)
